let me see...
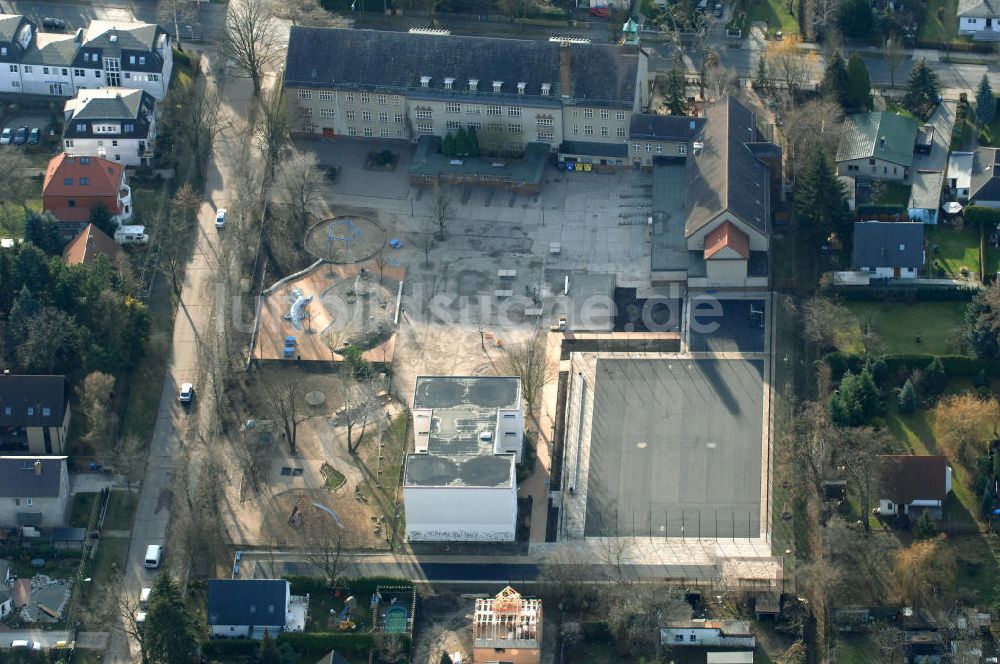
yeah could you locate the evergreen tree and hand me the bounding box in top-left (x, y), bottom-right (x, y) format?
top-left (904, 59), bottom-right (940, 120)
top-left (845, 54), bottom-right (872, 112)
top-left (144, 574), bottom-right (199, 664)
top-left (454, 126), bottom-right (470, 155)
top-left (754, 56), bottom-right (769, 93)
top-left (924, 357), bottom-right (947, 399)
top-left (898, 378), bottom-right (917, 414)
top-left (821, 52), bottom-right (850, 109)
top-left (23, 211), bottom-right (65, 256)
top-left (976, 74), bottom-right (996, 126)
top-left (837, 0), bottom-right (874, 38)
top-left (829, 368), bottom-right (880, 426)
top-left (913, 509), bottom-right (938, 540)
top-left (88, 203), bottom-right (117, 237)
top-left (466, 127), bottom-right (481, 157)
top-left (967, 283), bottom-right (1000, 359)
top-left (795, 150), bottom-right (852, 246)
top-left (441, 132), bottom-right (456, 156)
top-left (665, 69), bottom-right (687, 116)
top-left (257, 630), bottom-right (280, 664)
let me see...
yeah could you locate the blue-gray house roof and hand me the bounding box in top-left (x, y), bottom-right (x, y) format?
top-left (852, 221), bottom-right (925, 269)
top-left (207, 580), bottom-right (288, 627)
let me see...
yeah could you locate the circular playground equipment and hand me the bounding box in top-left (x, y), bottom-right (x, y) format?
top-left (304, 215), bottom-right (386, 264)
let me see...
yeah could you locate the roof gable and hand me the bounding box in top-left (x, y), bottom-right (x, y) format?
top-left (686, 97), bottom-right (772, 237)
top-left (958, 0), bottom-right (1000, 16)
top-left (43, 153), bottom-right (124, 197)
top-left (83, 20), bottom-right (159, 52)
top-left (0, 456), bottom-right (67, 497)
top-left (704, 221), bottom-right (749, 259)
top-left (878, 455), bottom-right (948, 504)
top-left (837, 112), bottom-right (918, 166)
top-left (207, 580), bottom-right (289, 626)
top-left (284, 27), bottom-right (640, 107)
top-left (0, 375), bottom-right (67, 427)
top-left (970, 147), bottom-right (1000, 202)
top-left (0, 14), bottom-right (27, 43)
top-left (851, 221), bottom-right (924, 269)
top-left (63, 223), bottom-right (122, 266)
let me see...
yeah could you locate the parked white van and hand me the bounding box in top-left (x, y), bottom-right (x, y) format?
top-left (144, 545), bottom-right (163, 569)
top-left (114, 225), bottom-right (149, 245)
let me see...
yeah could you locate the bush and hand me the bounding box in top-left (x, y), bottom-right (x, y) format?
top-left (827, 352), bottom-right (1000, 379)
top-left (827, 285), bottom-right (978, 301)
top-left (348, 576), bottom-right (412, 597)
top-left (202, 639), bottom-right (258, 658)
top-left (282, 575), bottom-right (330, 594)
top-left (277, 632), bottom-right (383, 655)
top-left (581, 621), bottom-right (614, 643)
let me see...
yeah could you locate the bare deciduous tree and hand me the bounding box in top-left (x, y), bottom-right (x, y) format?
top-left (838, 427), bottom-right (895, 531)
top-left (777, 402), bottom-right (834, 501)
top-left (255, 86), bottom-right (291, 182)
top-left (427, 184), bottom-right (454, 240)
top-left (373, 633), bottom-right (408, 663)
top-left (934, 393), bottom-right (1000, 466)
top-left (766, 36), bottom-right (817, 94)
top-left (297, 502), bottom-right (348, 584)
top-left (704, 59), bottom-right (738, 101)
top-left (113, 575), bottom-right (149, 662)
top-left (809, 0), bottom-right (842, 33)
top-left (781, 99), bottom-right (846, 175)
top-left (268, 378), bottom-right (314, 454)
top-left (78, 371), bottom-right (117, 464)
top-left (156, 0), bottom-right (197, 50)
top-left (374, 253), bottom-right (387, 284)
top-left (538, 550), bottom-right (596, 612)
top-left (117, 434), bottom-right (146, 492)
top-left (892, 536), bottom-right (956, 609)
top-left (222, 0), bottom-right (279, 96)
top-left (497, 333), bottom-right (553, 413)
top-left (884, 36), bottom-right (907, 88)
top-left (802, 297), bottom-right (855, 350)
top-left (178, 79), bottom-right (227, 183)
top-left (275, 149), bottom-right (324, 231)
top-left (342, 379), bottom-right (379, 455)
top-left (0, 150), bottom-right (35, 211)
top-left (606, 584), bottom-right (691, 656)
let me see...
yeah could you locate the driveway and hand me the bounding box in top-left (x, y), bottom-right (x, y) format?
top-left (908, 100), bottom-right (956, 222)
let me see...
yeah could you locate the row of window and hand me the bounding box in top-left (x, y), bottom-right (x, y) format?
top-left (570, 125), bottom-right (627, 138)
top-left (573, 108), bottom-right (626, 120)
top-left (298, 89), bottom-right (404, 106)
top-left (64, 139), bottom-right (124, 148)
top-left (6, 65), bottom-right (159, 82)
top-left (633, 142), bottom-right (686, 155)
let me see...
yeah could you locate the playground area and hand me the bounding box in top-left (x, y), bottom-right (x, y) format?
top-left (304, 216), bottom-right (386, 264)
top-left (252, 259), bottom-right (404, 363)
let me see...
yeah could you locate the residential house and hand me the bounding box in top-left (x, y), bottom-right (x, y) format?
top-left (878, 455), bottom-right (953, 520)
top-left (0, 456), bottom-right (70, 528)
top-left (63, 87), bottom-right (157, 166)
top-left (649, 96), bottom-right (779, 290)
top-left (836, 111), bottom-right (919, 183)
top-left (0, 14), bottom-right (34, 93)
top-left (851, 221), bottom-right (924, 279)
top-left (970, 147), bottom-right (1000, 207)
top-left (947, 151), bottom-right (973, 201)
top-left (627, 113), bottom-right (706, 168)
top-left (0, 374), bottom-right (70, 455)
top-left (472, 586), bottom-right (541, 664)
top-left (42, 153), bottom-right (132, 228)
top-left (284, 27), bottom-right (647, 167)
top-left (207, 579), bottom-right (305, 639)
top-left (0, 14), bottom-right (172, 100)
top-left (660, 620), bottom-right (756, 648)
top-left (403, 376), bottom-right (523, 542)
top-left (62, 223), bottom-right (122, 266)
top-left (958, 0), bottom-right (1000, 37)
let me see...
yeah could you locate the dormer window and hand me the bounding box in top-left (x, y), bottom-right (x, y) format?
top-left (541, 83), bottom-right (551, 96)
top-left (469, 79), bottom-right (478, 91)
top-left (492, 80), bottom-right (502, 93)
top-left (517, 82), bottom-right (526, 94)
top-left (420, 75), bottom-right (431, 88)
top-left (444, 77), bottom-right (454, 90)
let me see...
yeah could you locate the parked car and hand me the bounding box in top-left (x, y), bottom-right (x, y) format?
top-left (214, 208), bottom-right (227, 229)
top-left (589, 6), bottom-right (609, 17)
top-left (42, 17), bottom-right (67, 30)
top-left (27, 127), bottom-right (40, 145)
top-left (13, 126), bottom-right (28, 145)
top-left (10, 640), bottom-right (41, 650)
top-left (714, 2), bottom-right (723, 16)
top-left (144, 544), bottom-right (163, 569)
top-left (0, 128), bottom-right (11, 145)
top-left (178, 383), bottom-right (194, 403)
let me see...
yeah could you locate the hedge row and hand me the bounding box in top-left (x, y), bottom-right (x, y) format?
top-left (824, 352), bottom-right (1000, 379)
top-left (202, 639), bottom-right (257, 658)
top-left (856, 204), bottom-right (906, 217)
top-left (277, 631), bottom-right (389, 654)
top-left (916, 40), bottom-right (994, 53)
top-left (282, 575), bottom-right (413, 597)
top-left (825, 285), bottom-right (979, 301)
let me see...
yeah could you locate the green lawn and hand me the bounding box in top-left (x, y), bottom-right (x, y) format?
top-left (926, 225), bottom-right (981, 278)
top-left (0, 198), bottom-right (42, 237)
top-left (103, 491), bottom-right (139, 530)
top-left (840, 301), bottom-right (967, 355)
top-left (68, 492), bottom-right (100, 529)
top-left (918, 0), bottom-right (959, 42)
top-left (747, 0), bottom-right (799, 35)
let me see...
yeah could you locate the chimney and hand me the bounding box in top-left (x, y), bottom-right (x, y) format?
top-left (879, 135), bottom-right (886, 150)
top-left (34, 460), bottom-right (42, 476)
top-left (559, 42), bottom-right (571, 99)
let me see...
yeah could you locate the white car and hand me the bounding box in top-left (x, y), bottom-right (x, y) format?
top-left (0, 128), bottom-right (11, 145)
top-left (10, 640), bottom-right (41, 650)
top-left (178, 383), bottom-right (194, 403)
top-left (215, 208), bottom-right (227, 229)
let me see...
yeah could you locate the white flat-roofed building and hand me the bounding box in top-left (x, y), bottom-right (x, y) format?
top-left (404, 376), bottom-right (523, 542)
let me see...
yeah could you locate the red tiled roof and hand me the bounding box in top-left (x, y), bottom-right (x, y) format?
top-left (42, 153), bottom-right (124, 198)
top-left (704, 221), bottom-right (750, 260)
top-left (63, 223), bottom-right (122, 266)
top-left (878, 455), bottom-right (948, 505)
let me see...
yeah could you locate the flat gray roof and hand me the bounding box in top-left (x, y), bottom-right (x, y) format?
top-left (584, 358), bottom-right (763, 538)
top-left (404, 453), bottom-right (513, 488)
top-left (650, 161), bottom-right (690, 272)
top-left (413, 375), bottom-right (520, 411)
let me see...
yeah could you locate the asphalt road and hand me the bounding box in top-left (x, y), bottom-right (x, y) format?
top-left (0, 631), bottom-right (70, 649)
